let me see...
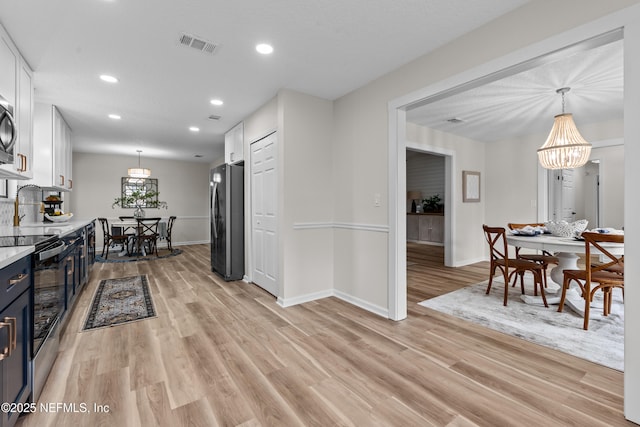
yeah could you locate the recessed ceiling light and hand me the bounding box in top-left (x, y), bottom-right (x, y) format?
top-left (189, 126), bottom-right (200, 132)
top-left (100, 74), bottom-right (118, 83)
top-left (210, 99), bottom-right (224, 106)
top-left (108, 114), bottom-right (121, 120)
top-left (256, 43), bottom-right (274, 55)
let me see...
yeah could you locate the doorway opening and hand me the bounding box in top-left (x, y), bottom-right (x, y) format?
top-left (388, 29), bottom-right (623, 321)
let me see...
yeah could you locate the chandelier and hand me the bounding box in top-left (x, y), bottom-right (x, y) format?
top-left (128, 150), bottom-right (151, 178)
top-left (537, 87), bottom-right (592, 169)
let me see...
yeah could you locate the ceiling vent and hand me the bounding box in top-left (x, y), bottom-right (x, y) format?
top-left (446, 117), bottom-right (465, 124)
top-left (208, 115), bottom-right (221, 121)
top-left (179, 33), bottom-right (218, 55)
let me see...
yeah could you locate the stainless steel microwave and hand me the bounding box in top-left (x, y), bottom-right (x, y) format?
top-left (0, 94), bottom-right (17, 164)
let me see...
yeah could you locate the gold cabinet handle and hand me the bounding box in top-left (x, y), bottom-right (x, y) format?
top-left (16, 153), bottom-right (27, 172)
top-left (60, 175), bottom-right (65, 186)
top-left (69, 179), bottom-right (73, 189)
top-left (67, 257), bottom-right (75, 275)
top-left (0, 317), bottom-right (15, 360)
top-left (4, 317), bottom-right (16, 352)
top-left (8, 273), bottom-right (28, 287)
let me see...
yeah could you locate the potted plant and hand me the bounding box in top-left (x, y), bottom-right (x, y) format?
top-left (112, 190), bottom-right (168, 218)
top-left (422, 194), bottom-right (443, 213)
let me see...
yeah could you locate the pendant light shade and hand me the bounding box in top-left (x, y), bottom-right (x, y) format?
top-left (128, 150), bottom-right (151, 178)
top-left (537, 88), bottom-right (592, 169)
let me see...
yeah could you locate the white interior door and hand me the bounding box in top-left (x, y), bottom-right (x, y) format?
top-left (251, 132), bottom-right (278, 295)
top-left (549, 169), bottom-right (576, 222)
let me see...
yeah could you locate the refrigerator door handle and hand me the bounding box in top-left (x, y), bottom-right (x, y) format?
top-left (212, 182), bottom-right (219, 239)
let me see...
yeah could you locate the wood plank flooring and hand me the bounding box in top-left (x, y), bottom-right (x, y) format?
top-left (16, 243), bottom-right (632, 426)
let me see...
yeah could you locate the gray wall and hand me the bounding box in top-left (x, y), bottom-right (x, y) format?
top-left (70, 152), bottom-right (210, 249)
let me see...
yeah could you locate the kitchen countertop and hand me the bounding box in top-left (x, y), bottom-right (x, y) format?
top-left (0, 245), bottom-right (35, 269)
top-left (0, 218), bottom-right (95, 238)
top-left (0, 218), bottom-right (95, 270)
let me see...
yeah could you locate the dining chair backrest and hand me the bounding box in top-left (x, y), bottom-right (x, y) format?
top-left (483, 225), bottom-right (510, 266)
top-left (136, 217), bottom-right (160, 236)
top-left (582, 232), bottom-right (624, 278)
top-left (98, 217), bottom-right (109, 239)
top-left (119, 216), bottom-right (134, 221)
top-left (167, 216), bottom-right (176, 234)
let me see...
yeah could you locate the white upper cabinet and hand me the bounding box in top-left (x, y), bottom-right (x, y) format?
top-left (16, 62), bottom-right (34, 178)
top-left (0, 25), bottom-right (33, 180)
top-left (32, 103), bottom-right (72, 191)
top-left (224, 122), bottom-right (244, 164)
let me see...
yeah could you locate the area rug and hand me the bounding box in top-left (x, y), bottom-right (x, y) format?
top-left (418, 276), bottom-right (624, 371)
top-left (83, 275), bottom-right (156, 330)
top-left (96, 248), bottom-right (182, 263)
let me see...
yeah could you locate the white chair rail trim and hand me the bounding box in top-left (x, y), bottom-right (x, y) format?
top-left (292, 222), bottom-right (389, 233)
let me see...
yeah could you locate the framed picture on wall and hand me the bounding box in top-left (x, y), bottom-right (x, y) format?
top-left (462, 171), bottom-right (480, 202)
top-left (0, 179), bottom-right (7, 198)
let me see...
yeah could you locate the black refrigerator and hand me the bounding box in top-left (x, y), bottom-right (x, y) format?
top-left (210, 163), bottom-right (244, 280)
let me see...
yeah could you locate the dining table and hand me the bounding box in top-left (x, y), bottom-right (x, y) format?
top-left (112, 218), bottom-right (168, 256)
top-left (506, 232), bottom-right (624, 315)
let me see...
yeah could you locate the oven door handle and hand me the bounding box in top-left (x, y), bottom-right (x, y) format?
top-left (38, 241), bottom-right (66, 261)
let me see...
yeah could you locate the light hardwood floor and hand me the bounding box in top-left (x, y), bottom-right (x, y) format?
top-left (16, 243), bottom-right (632, 426)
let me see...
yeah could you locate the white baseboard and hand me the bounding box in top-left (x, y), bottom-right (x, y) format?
top-left (332, 290), bottom-right (389, 318)
top-left (276, 287), bottom-right (388, 319)
top-left (277, 289), bottom-right (334, 308)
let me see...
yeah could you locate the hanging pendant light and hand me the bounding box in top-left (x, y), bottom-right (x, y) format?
top-left (128, 150), bottom-right (151, 178)
top-left (537, 87), bottom-right (592, 169)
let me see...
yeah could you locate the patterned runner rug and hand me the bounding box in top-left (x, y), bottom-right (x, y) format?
top-left (419, 276), bottom-right (623, 371)
top-left (83, 275), bottom-right (156, 330)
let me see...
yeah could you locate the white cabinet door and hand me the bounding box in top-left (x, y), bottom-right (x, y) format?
top-left (0, 29), bottom-right (32, 180)
top-left (0, 33), bottom-right (17, 105)
top-left (15, 62), bottom-right (33, 178)
top-left (224, 122), bottom-right (244, 164)
top-left (31, 103), bottom-right (72, 190)
top-left (53, 106), bottom-right (72, 189)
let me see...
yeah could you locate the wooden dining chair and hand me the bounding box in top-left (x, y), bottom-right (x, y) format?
top-left (166, 216), bottom-right (177, 252)
top-left (507, 222), bottom-right (558, 289)
top-left (98, 217), bottom-right (130, 259)
top-left (483, 225), bottom-right (548, 307)
top-left (134, 217), bottom-right (161, 257)
top-left (558, 231), bottom-right (624, 330)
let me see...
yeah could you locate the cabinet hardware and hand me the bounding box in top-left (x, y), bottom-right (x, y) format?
top-left (59, 175), bottom-right (65, 186)
top-left (67, 257), bottom-right (75, 275)
top-left (17, 153), bottom-right (27, 172)
top-left (4, 317), bottom-right (16, 352)
top-left (69, 179), bottom-right (73, 189)
top-left (8, 273), bottom-right (27, 286)
top-left (0, 319), bottom-right (13, 359)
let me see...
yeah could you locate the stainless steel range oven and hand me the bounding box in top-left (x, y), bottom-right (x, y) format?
top-left (0, 234), bottom-right (66, 402)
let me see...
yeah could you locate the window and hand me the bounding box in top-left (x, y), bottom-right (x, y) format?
top-left (119, 177), bottom-right (159, 208)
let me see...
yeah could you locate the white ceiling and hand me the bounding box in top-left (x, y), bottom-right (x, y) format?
top-left (406, 38), bottom-right (624, 143)
top-left (0, 0), bottom-right (530, 163)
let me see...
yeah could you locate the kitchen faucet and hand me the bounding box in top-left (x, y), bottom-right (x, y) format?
top-left (14, 184), bottom-right (42, 226)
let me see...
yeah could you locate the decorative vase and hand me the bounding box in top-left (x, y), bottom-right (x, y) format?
top-left (134, 206), bottom-right (145, 219)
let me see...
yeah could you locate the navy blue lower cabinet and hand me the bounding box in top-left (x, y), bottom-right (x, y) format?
top-left (0, 255), bottom-right (32, 427)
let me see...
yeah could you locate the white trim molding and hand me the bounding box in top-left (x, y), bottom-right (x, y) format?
top-left (277, 288), bottom-right (388, 319)
top-left (292, 222), bottom-right (389, 233)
